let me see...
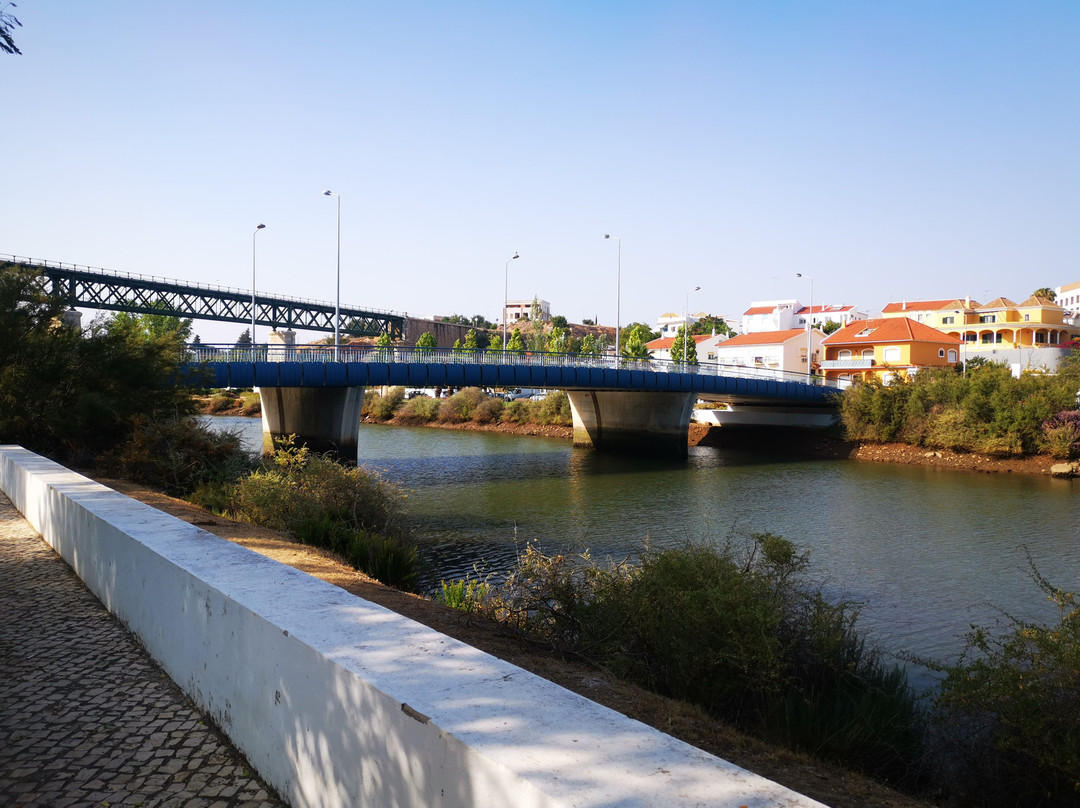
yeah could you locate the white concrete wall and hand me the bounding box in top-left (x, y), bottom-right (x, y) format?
top-left (0, 446), bottom-right (826, 808)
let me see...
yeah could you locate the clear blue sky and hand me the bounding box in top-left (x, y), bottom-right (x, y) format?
top-left (6, 1), bottom-right (1079, 343)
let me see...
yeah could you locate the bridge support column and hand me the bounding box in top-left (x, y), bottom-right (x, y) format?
top-left (567, 390), bottom-right (696, 456)
top-left (259, 387), bottom-right (365, 461)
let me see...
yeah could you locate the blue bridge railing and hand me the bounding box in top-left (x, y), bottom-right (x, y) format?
top-left (185, 344), bottom-right (843, 390)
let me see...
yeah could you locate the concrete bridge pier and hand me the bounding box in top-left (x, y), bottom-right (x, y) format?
top-left (567, 390), bottom-right (696, 456)
top-left (259, 330), bottom-right (364, 461)
top-left (259, 386), bottom-right (365, 460)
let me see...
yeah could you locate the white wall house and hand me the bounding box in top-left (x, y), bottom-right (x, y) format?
top-left (742, 299), bottom-right (865, 334)
top-left (645, 333), bottom-right (725, 362)
top-left (504, 298), bottom-right (551, 324)
top-left (712, 328), bottom-right (825, 374)
top-left (655, 311), bottom-right (702, 337)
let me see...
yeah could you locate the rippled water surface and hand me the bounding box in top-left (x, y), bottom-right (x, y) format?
top-left (210, 416), bottom-right (1080, 685)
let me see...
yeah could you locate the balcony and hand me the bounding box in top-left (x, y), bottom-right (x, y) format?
top-left (822, 358), bottom-right (875, 370)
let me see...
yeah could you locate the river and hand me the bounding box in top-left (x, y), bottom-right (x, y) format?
top-left (207, 415), bottom-right (1080, 689)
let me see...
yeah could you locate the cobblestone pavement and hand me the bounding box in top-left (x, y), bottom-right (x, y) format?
top-left (0, 494), bottom-right (288, 808)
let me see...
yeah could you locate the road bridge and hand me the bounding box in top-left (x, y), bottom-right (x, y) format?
top-left (183, 343), bottom-right (841, 458)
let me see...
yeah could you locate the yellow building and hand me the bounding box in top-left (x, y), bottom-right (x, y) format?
top-left (821, 317), bottom-right (961, 384)
top-left (881, 296), bottom-right (1079, 349)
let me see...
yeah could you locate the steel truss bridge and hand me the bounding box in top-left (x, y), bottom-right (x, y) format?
top-left (3, 255), bottom-right (405, 339)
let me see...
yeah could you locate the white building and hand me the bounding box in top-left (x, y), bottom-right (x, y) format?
top-left (504, 299), bottom-right (551, 325)
top-left (741, 299), bottom-right (865, 334)
top-left (655, 311), bottom-right (702, 338)
top-left (712, 328), bottom-right (826, 374)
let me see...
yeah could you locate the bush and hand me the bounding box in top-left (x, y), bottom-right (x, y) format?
top-left (228, 439), bottom-right (419, 589)
top-left (438, 387), bottom-right (487, 423)
top-left (534, 390), bottom-right (572, 425)
top-left (932, 564), bottom-right (1080, 806)
top-left (1043, 411), bottom-right (1080, 459)
top-left (366, 386), bottom-right (406, 421)
top-left (477, 535), bottom-right (923, 783)
top-left (471, 396), bottom-right (504, 424)
top-left (396, 395), bottom-right (440, 424)
top-left (100, 416), bottom-right (256, 497)
top-left (208, 392), bottom-right (238, 413)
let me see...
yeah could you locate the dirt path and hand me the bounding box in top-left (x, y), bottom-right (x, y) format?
top-left (90, 473), bottom-right (935, 808)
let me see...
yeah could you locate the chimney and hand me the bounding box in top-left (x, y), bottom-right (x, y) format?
top-left (965, 295), bottom-right (971, 307)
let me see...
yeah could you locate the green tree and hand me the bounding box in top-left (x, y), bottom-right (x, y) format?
top-left (1032, 287), bottom-right (1057, 301)
top-left (551, 315), bottom-right (569, 329)
top-left (506, 328), bottom-right (525, 353)
top-left (547, 326), bottom-right (569, 353)
top-left (1, 2), bottom-right (21, 55)
top-left (621, 329), bottom-right (651, 361)
top-left (462, 329), bottom-right (480, 352)
top-left (621, 322), bottom-right (660, 345)
top-left (234, 328), bottom-right (252, 347)
top-left (669, 326), bottom-right (698, 365)
top-left (375, 332), bottom-right (393, 347)
top-left (821, 320), bottom-right (843, 335)
top-left (580, 333), bottom-right (600, 356)
top-left (689, 314), bottom-right (732, 337)
top-left (0, 262), bottom-right (195, 462)
top-left (415, 331), bottom-right (437, 349)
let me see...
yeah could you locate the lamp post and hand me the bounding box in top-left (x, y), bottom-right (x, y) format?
top-left (502, 251), bottom-right (519, 349)
top-left (251, 224), bottom-right (265, 349)
top-left (796, 273), bottom-right (814, 381)
top-left (604, 234), bottom-right (621, 362)
top-left (684, 286), bottom-right (700, 369)
top-left (323, 191), bottom-right (341, 359)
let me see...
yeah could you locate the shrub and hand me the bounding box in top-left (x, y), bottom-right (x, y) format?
top-left (1043, 411), bottom-right (1080, 459)
top-left (396, 395), bottom-right (440, 424)
top-left (366, 386), bottom-right (406, 421)
top-left (208, 392), bottom-right (238, 413)
top-left (476, 535), bottom-right (923, 783)
top-left (534, 390), bottom-right (572, 425)
top-left (228, 440), bottom-right (418, 589)
top-left (471, 396), bottom-right (504, 424)
top-left (438, 387), bottom-right (487, 423)
top-left (100, 416), bottom-right (256, 497)
top-left (932, 564), bottom-right (1080, 806)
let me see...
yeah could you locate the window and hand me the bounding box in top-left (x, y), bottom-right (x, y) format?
top-left (947, 349), bottom-right (958, 362)
top-left (938, 348), bottom-right (945, 357)
top-left (883, 346), bottom-right (901, 362)
top-left (753, 356), bottom-right (764, 364)
top-left (838, 349), bottom-right (852, 359)
top-left (856, 328), bottom-right (876, 337)
top-left (979, 314), bottom-right (997, 324)
top-left (861, 348), bottom-right (874, 358)
top-left (942, 315), bottom-right (955, 325)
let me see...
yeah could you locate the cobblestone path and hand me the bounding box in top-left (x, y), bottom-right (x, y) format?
top-left (0, 494), bottom-right (287, 808)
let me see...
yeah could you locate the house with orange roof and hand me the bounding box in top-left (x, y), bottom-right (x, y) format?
top-left (881, 295), bottom-right (1080, 373)
top-left (821, 318), bottom-right (960, 384)
top-left (645, 333), bottom-right (721, 363)
top-left (711, 328), bottom-right (824, 374)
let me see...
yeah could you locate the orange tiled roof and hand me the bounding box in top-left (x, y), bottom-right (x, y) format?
top-left (715, 329), bottom-right (806, 347)
top-left (742, 305), bottom-right (779, 316)
top-left (645, 334), bottom-right (714, 350)
top-left (881, 299), bottom-right (976, 313)
top-left (823, 317), bottom-right (960, 346)
top-left (795, 304), bottom-right (856, 315)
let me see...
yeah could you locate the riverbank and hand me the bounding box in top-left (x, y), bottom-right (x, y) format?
top-left (195, 394), bottom-right (1062, 475)
top-left (89, 472), bottom-right (933, 808)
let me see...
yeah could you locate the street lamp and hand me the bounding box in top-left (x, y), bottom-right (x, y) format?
top-left (502, 251), bottom-right (519, 349)
top-left (251, 223), bottom-right (265, 348)
top-left (796, 273), bottom-right (814, 381)
top-left (604, 234), bottom-right (621, 361)
top-left (684, 286), bottom-right (700, 369)
top-left (324, 191), bottom-right (341, 359)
